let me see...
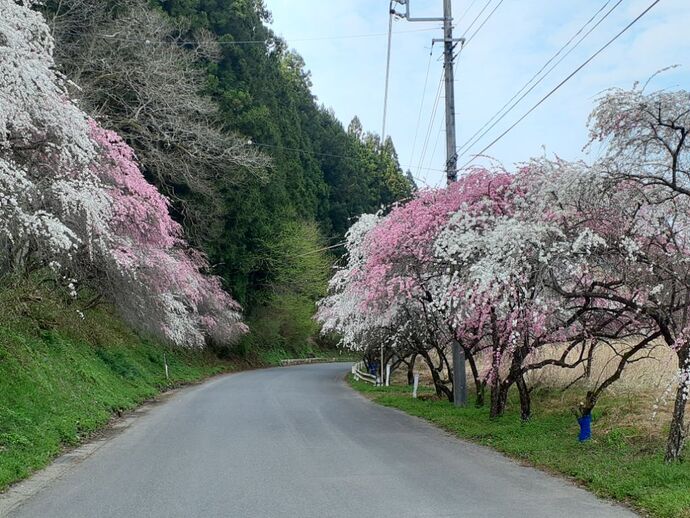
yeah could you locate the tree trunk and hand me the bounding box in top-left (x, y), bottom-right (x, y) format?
top-left (407, 354), bottom-right (417, 385)
top-left (436, 380), bottom-right (453, 402)
top-left (464, 347), bottom-right (485, 407)
top-left (581, 390), bottom-right (596, 418)
top-left (419, 349), bottom-right (453, 402)
top-left (488, 308), bottom-right (505, 416)
top-left (665, 349), bottom-right (689, 462)
top-left (475, 378), bottom-right (486, 408)
top-left (515, 372), bottom-right (531, 421)
top-left (490, 380), bottom-right (509, 418)
top-left (511, 345), bottom-right (530, 421)
top-left (665, 380), bottom-right (687, 462)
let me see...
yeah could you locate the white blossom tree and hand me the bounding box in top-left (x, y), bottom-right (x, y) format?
top-left (0, 0), bottom-right (247, 348)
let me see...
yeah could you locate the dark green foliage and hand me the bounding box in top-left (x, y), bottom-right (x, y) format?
top-left (227, 220), bottom-right (333, 361)
top-left (155, 0), bottom-right (412, 350)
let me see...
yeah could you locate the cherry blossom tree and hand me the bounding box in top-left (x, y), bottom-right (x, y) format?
top-left (0, 0), bottom-right (247, 348)
top-left (46, 0), bottom-right (270, 241)
top-left (318, 171), bottom-right (515, 401)
top-left (514, 159), bottom-right (660, 418)
top-left (431, 165), bottom-right (597, 419)
top-left (0, 0), bottom-right (106, 274)
top-left (89, 123), bottom-right (247, 347)
top-left (582, 85), bottom-right (690, 461)
top-left (319, 75), bottom-right (689, 459)
top-left (589, 82), bottom-right (690, 197)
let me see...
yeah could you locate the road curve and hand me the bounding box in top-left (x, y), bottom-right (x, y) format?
top-left (7, 363), bottom-right (635, 518)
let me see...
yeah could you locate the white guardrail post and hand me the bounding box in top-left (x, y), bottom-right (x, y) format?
top-left (352, 361), bottom-right (377, 385)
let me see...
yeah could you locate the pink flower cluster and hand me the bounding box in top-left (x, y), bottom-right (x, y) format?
top-left (90, 122), bottom-right (246, 347)
top-left (356, 169), bottom-right (513, 307)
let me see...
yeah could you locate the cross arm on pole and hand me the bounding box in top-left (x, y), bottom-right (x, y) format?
top-left (392, 0), bottom-right (445, 22)
top-left (432, 37), bottom-right (465, 44)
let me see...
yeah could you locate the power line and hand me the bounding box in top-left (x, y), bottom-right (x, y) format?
top-left (457, 0), bottom-right (619, 156)
top-left (456, 0), bottom-right (481, 28)
top-left (424, 0), bottom-right (504, 178)
top-left (425, 119), bottom-right (444, 177)
top-left (407, 48), bottom-right (435, 170)
top-left (416, 73), bottom-right (445, 177)
top-left (456, 0), bottom-right (622, 159)
top-left (458, 0), bottom-right (663, 171)
top-left (463, 0), bottom-right (504, 47)
top-left (460, 0), bottom-right (493, 38)
top-left (249, 141), bottom-right (446, 175)
top-left (100, 27), bottom-right (442, 46)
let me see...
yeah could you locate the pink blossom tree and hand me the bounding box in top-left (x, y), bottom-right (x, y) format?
top-left (89, 123), bottom-right (247, 347)
top-left (514, 159), bottom-right (661, 420)
top-left (319, 79), bottom-right (690, 459)
top-left (319, 170), bottom-right (515, 401)
top-left (432, 165), bottom-right (595, 419)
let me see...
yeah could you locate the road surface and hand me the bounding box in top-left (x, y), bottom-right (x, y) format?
top-left (5, 363), bottom-right (635, 517)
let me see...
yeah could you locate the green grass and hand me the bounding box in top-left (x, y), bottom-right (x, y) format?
top-left (349, 377), bottom-right (690, 518)
top-left (0, 279), bottom-right (239, 491)
top-left (0, 273), bottom-right (338, 492)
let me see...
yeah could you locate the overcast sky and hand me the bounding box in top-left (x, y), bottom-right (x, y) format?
top-left (264, 0), bottom-right (690, 187)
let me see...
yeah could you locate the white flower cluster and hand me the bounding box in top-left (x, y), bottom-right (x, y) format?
top-left (571, 228), bottom-right (607, 255)
top-left (588, 85), bottom-right (690, 194)
top-left (316, 213), bottom-right (387, 351)
top-left (0, 0), bottom-right (104, 275)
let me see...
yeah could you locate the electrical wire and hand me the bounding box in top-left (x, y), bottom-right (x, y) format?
top-left (99, 26), bottom-right (442, 46)
top-left (456, 0), bottom-right (481, 27)
top-left (462, 0), bottom-right (505, 47)
top-left (460, 0), bottom-right (494, 39)
top-left (382, 4), bottom-right (395, 144)
top-left (407, 49), bottom-right (435, 172)
top-left (425, 118), bottom-right (444, 177)
top-left (416, 73), bottom-right (445, 177)
top-left (424, 0), bottom-right (504, 180)
top-left (456, 0), bottom-right (622, 159)
top-left (249, 141), bottom-right (446, 175)
top-left (457, 0), bottom-right (663, 171)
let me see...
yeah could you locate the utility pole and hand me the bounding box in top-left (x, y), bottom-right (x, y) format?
top-left (392, 0), bottom-right (467, 407)
top-left (442, 0), bottom-right (458, 184)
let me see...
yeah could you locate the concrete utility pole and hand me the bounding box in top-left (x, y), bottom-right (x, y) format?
top-left (392, 0), bottom-right (467, 407)
top-left (442, 0), bottom-right (458, 184)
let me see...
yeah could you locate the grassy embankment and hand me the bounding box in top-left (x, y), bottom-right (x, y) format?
top-left (0, 277), bottom-right (330, 492)
top-left (0, 278), bottom-right (239, 491)
top-left (350, 377), bottom-right (690, 518)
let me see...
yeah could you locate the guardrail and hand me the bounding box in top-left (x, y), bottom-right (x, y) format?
top-left (279, 358), bottom-right (380, 385)
top-left (352, 361), bottom-right (378, 384)
top-left (279, 357), bottom-right (347, 367)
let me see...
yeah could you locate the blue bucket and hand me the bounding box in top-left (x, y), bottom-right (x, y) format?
top-left (577, 414), bottom-right (592, 442)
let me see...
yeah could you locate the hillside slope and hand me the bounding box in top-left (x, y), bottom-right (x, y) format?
top-left (0, 279), bottom-right (235, 491)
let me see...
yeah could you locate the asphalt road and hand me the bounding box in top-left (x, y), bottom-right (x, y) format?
top-left (7, 363), bottom-right (636, 518)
